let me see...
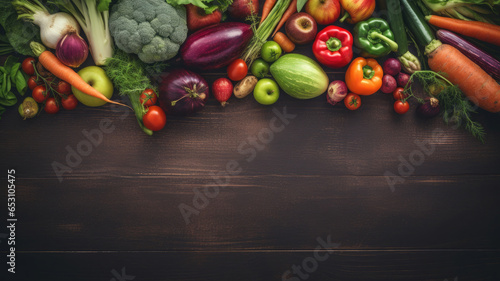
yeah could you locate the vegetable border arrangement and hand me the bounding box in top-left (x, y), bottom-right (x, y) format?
top-left (1, 0), bottom-right (499, 142)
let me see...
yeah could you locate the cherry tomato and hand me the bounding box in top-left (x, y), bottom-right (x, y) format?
top-left (44, 97), bottom-right (60, 114)
top-left (394, 100), bottom-right (410, 114)
top-left (56, 80), bottom-right (72, 96)
top-left (344, 93), bottom-right (361, 110)
top-left (32, 85), bottom-right (49, 103)
top-left (143, 105), bottom-right (166, 131)
top-left (27, 76), bottom-right (42, 90)
top-left (227, 59), bottom-right (248, 81)
top-left (61, 94), bottom-right (78, 110)
top-left (22, 57), bottom-right (36, 75)
top-left (392, 87), bottom-right (408, 101)
top-left (140, 88), bottom-right (157, 107)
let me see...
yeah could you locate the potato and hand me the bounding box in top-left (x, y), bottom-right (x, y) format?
top-left (233, 76), bottom-right (258, 98)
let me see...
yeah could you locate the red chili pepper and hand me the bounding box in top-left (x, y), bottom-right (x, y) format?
top-left (313, 26), bottom-right (353, 69)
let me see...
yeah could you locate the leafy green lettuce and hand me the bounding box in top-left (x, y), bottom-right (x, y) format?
top-left (0, 1), bottom-right (41, 56)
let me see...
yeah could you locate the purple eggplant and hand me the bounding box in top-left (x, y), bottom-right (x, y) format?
top-left (180, 22), bottom-right (253, 70)
top-left (436, 29), bottom-right (500, 80)
top-left (159, 69), bottom-right (209, 116)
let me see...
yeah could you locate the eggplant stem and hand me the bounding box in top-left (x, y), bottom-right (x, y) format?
top-left (171, 93), bottom-right (191, 106)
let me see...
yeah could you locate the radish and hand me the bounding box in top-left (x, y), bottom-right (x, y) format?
top-left (326, 80), bottom-right (348, 106)
top-left (383, 58), bottom-right (401, 76)
top-left (212, 78), bottom-right (234, 107)
top-left (381, 75), bottom-right (397, 94)
top-left (397, 72), bottom-right (411, 88)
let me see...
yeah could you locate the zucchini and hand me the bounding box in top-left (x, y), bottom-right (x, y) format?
top-left (380, 0), bottom-right (408, 56)
top-left (400, 0), bottom-right (435, 47)
top-left (269, 54), bottom-right (329, 100)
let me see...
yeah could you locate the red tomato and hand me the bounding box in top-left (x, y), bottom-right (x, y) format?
top-left (44, 97), bottom-right (60, 114)
top-left (22, 57), bottom-right (36, 75)
top-left (394, 100), bottom-right (410, 114)
top-left (227, 59), bottom-right (248, 81)
top-left (344, 93), bottom-right (361, 110)
top-left (32, 85), bottom-right (49, 103)
top-left (61, 94), bottom-right (78, 110)
top-left (392, 87), bottom-right (408, 101)
top-left (140, 88), bottom-right (157, 107)
top-left (56, 80), bottom-right (72, 96)
top-left (28, 76), bottom-right (42, 90)
top-left (143, 105), bottom-right (166, 131)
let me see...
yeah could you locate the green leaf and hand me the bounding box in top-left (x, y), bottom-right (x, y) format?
top-left (0, 91), bottom-right (17, 106)
top-left (297, 0), bottom-right (307, 12)
top-left (0, 30), bottom-right (14, 55)
top-left (5, 73), bottom-right (12, 94)
top-left (97, 0), bottom-right (113, 12)
top-left (0, 32), bottom-right (10, 43)
top-left (1, 72), bottom-right (8, 94)
top-left (3, 13), bottom-right (41, 56)
top-left (13, 70), bottom-right (27, 96)
top-left (10, 62), bottom-right (20, 78)
top-left (165, 0), bottom-right (233, 13)
top-left (4, 56), bottom-right (18, 72)
top-left (0, 1), bottom-right (12, 28)
top-left (166, 0), bottom-right (210, 9)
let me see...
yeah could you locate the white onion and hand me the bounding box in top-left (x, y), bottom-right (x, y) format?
top-left (56, 32), bottom-right (89, 68)
top-left (32, 11), bottom-right (80, 49)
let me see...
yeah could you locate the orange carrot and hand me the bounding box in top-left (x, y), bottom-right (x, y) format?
top-left (30, 42), bottom-right (130, 109)
top-left (428, 43), bottom-right (500, 112)
top-left (271, 0), bottom-right (297, 37)
top-left (260, 0), bottom-right (277, 24)
top-left (273, 32), bottom-right (295, 53)
top-left (426, 15), bottom-right (500, 46)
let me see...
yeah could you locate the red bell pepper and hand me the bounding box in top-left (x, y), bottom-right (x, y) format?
top-left (313, 26), bottom-right (353, 69)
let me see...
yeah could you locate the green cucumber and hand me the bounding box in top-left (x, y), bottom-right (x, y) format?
top-left (380, 0), bottom-right (408, 56)
top-left (400, 0), bottom-right (435, 47)
top-left (269, 54), bottom-right (329, 100)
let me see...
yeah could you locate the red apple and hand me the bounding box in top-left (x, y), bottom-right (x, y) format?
top-left (305, 0), bottom-right (341, 25)
top-left (285, 12), bottom-right (317, 45)
top-left (186, 4), bottom-right (222, 32)
top-left (228, 0), bottom-right (259, 21)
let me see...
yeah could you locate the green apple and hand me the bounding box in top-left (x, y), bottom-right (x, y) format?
top-left (72, 66), bottom-right (114, 107)
top-left (253, 78), bottom-right (280, 105)
top-left (260, 41), bottom-right (282, 63)
top-left (250, 58), bottom-right (270, 78)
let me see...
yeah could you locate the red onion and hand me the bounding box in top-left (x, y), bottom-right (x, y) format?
top-left (417, 97), bottom-right (440, 118)
top-left (56, 32), bottom-right (89, 68)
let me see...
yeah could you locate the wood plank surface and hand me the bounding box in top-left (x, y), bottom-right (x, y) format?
top-left (1, 2), bottom-right (500, 279)
top-left (7, 251), bottom-right (500, 281)
top-left (4, 175), bottom-right (500, 251)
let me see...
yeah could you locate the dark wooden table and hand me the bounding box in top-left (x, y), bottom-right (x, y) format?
top-left (2, 14), bottom-right (500, 281)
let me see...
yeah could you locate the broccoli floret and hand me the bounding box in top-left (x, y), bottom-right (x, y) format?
top-left (109, 0), bottom-right (188, 63)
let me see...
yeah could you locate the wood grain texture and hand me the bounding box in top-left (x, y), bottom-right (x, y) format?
top-left (6, 175), bottom-right (500, 251)
top-left (6, 251), bottom-right (500, 281)
top-left (1, 4), bottom-right (500, 279)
